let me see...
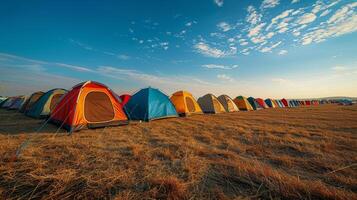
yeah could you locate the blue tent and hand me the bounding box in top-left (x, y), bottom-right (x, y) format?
top-left (247, 97), bottom-right (263, 110)
top-left (125, 87), bottom-right (178, 121)
top-left (265, 99), bottom-right (274, 108)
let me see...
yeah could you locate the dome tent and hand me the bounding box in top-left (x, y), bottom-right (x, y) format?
top-left (125, 87), bottom-right (178, 121)
top-left (27, 89), bottom-right (67, 119)
top-left (197, 94), bottom-right (226, 114)
top-left (256, 98), bottom-right (269, 109)
top-left (8, 96), bottom-right (27, 110)
top-left (265, 98), bottom-right (276, 108)
top-left (50, 81), bottom-right (128, 132)
top-left (281, 98), bottom-right (289, 107)
top-left (233, 96), bottom-right (253, 111)
top-left (217, 94), bottom-right (239, 112)
top-left (170, 90), bottom-right (202, 116)
top-left (20, 91), bottom-right (44, 113)
top-left (247, 97), bottom-right (263, 110)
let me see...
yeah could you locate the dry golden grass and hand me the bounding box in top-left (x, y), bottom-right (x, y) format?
top-left (0, 104), bottom-right (356, 199)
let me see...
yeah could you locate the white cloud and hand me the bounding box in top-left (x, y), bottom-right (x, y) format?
top-left (214, 0), bottom-right (224, 7)
top-left (117, 54), bottom-right (130, 60)
top-left (320, 9), bottom-right (331, 17)
top-left (217, 22), bottom-right (232, 32)
top-left (194, 42), bottom-right (224, 58)
top-left (260, 41), bottom-right (282, 53)
top-left (270, 9), bottom-right (294, 26)
top-left (217, 74), bottom-right (234, 82)
top-left (301, 3), bottom-right (357, 45)
top-left (297, 13), bottom-right (317, 24)
top-left (291, 0), bottom-right (299, 3)
top-left (246, 6), bottom-right (262, 25)
top-left (248, 23), bottom-right (266, 37)
top-left (261, 0), bottom-right (280, 9)
top-left (278, 50), bottom-right (288, 55)
top-left (202, 64), bottom-right (238, 70)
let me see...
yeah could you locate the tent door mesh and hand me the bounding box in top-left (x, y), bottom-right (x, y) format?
top-left (84, 92), bottom-right (114, 122)
top-left (185, 97), bottom-right (196, 112)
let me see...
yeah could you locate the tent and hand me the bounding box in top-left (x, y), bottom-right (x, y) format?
top-left (281, 98), bottom-right (288, 107)
top-left (265, 99), bottom-right (276, 108)
top-left (272, 99), bottom-right (280, 108)
top-left (1, 97), bottom-right (16, 108)
top-left (233, 96), bottom-right (253, 111)
top-left (247, 97), bottom-right (263, 110)
top-left (170, 90), bottom-right (203, 116)
top-left (218, 95), bottom-right (239, 112)
top-left (276, 100), bottom-right (285, 108)
top-left (8, 96), bottom-right (27, 110)
top-left (125, 87), bottom-right (178, 121)
top-left (20, 91), bottom-right (44, 113)
top-left (0, 97), bottom-right (6, 104)
top-left (50, 81), bottom-right (128, 132)
top-left (288, 100), bottom-right (295, 107)
top-left (256, 98), bottom-right (269, 109)
top-left (119, 94), bottom-right (131, 106)
top-left (305, 100), bottom-right (311, 106)
top-left (197, 94), bottom-right (226, 114)
top-left (27, 89), bottom-right (67, 118)
top-left (0, 97), bottom-right (10, 107)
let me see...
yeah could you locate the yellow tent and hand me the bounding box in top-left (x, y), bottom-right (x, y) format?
top-left (170, 91), bottom-right (203, 116)
top-left (233, 96), bottom-right (253, 111)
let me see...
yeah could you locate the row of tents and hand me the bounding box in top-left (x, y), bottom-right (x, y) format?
top-left (0, 81), bottom-right (334, 132)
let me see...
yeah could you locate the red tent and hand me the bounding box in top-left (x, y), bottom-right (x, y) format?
top-left (281, 98), bottom-right (288, 107)
top-left (305, 100), bottom-right (311, 106)
top-left (119, 94), bottom-right (131, 106)
top-left (255, 98), bottom-right (269, 109)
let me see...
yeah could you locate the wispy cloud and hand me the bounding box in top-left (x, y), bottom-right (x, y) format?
top-left (260, 41), bottom-right (282, 53)
top-left (217, 22), bottom-right (232, 32)
top-left (261, 0), bottom-right (280, 9)
top-left (69, 39), bottom-right (94, 51)
top-left (202, 64), bottom-right (238, 70)
top-left (278, 49), bottom-right (288, 55)
top-left (194, 42), bottom-right (236, 58)
top-left (213, 0), bottom-right (223, 7)
top-left (217, 74), bottom-right (234, 82)
top-left (246, 6), bottom-right (262, 25)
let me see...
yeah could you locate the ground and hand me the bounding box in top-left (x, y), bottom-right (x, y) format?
top-left (0, 104), bottom-right (356, 200)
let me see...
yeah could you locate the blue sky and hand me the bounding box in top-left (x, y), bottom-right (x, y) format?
top-left (0, 0), bottom-right (357, 98)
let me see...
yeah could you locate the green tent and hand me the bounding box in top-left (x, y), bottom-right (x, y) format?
top-left (26, 88), bottom-right (67, 118)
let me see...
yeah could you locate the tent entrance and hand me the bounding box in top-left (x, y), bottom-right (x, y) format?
top-left (185, 97), bottom-right (196, 112)
top-left (84, 92), bottom-right (114, 123)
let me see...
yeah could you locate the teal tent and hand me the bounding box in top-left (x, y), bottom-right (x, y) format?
top-left (125, 87), bottom-right (178, 121)
top-left (26, 88), bottom-right (67, 118)
top-left (247, 97), bottom-right (263, 110)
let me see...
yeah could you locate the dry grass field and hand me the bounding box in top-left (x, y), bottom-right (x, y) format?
top-left (0, 104), bottom-right (356, 200)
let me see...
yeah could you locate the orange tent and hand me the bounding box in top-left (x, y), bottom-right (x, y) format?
top-left (50, 81), bottom-right (128, 132)
top-left (170, 91), bottom-right (202, 116)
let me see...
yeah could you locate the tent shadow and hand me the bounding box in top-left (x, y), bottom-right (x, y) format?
top-left (0, 109), bottom-right (63, 135)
